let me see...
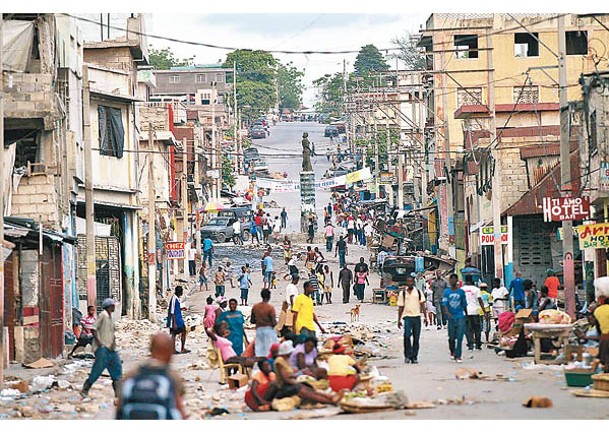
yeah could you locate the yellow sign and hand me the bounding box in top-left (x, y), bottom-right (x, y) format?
top-left (578, 223), bottom-right (609, 249)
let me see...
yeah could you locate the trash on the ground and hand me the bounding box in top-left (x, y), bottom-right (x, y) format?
top-left (31, 375), bottom-right (56, 391)
top-left (0, 389), bottom-right (21, 397)
top-left (272, 396), bottom-right (302, 412)
top-left (23, 358), bottom-right (54, 369)
top-left (404, 401), bottom-right (436, 409)
top-left (206, 407), bottom-right (230, 417)
top-left (523, 396), bottom-right (553, 408)
top-left (455, 368), bottom-right (486, 380)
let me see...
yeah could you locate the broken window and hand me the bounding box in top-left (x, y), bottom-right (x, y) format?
top-left (169, 74), bottom-right (180, 84)
top-left (514, 85), bottom-right (539, 104)
top-left (457, 87), bottom-right (483, 107)
top-left (566, 31), bottom-right (588, 55)
top-left (514, 33), bottom-right (539, 57)
top-left (454, 34), bottom-right (478, 59)
top-left (14, 133), bottom-right (41, 168)
top-left (98, 106), bottom-right (125, 158)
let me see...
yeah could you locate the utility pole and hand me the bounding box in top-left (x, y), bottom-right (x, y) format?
top-left (373, 115), bottom-right (379, 197)
top-left (211, 81), bottom-right (219, 200)
top-left (83, 65), bottom-right (97, 308)
top-left (487, 29), bottom-right (503, 281)
top-left (0, 12), bottom-right (5, 384)
top-left (386, 118), bottom-right (391, 205)
top-left (558, 15), bottom-right (575, 319)
top-left (440, 49), bottom-right (454, 257)
top-left (233, 62), bottom-right (239, 175)
top-left (182, 138), bottom-right (188, 277)
top-left (148, 124), bottom-right (156, 321)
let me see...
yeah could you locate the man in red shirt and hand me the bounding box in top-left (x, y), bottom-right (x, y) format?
top-left (544, 269), bottom-right (560, 304)
top-left (69, 305), bottom-right (97, 358)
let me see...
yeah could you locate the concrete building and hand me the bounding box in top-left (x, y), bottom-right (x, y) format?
top-left (151, 65), bottom-right (234, 105)
top-left (418, 13), bottom-right (609, 286)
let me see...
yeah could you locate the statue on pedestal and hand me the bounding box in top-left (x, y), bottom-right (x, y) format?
top-left (301, 132), bottom-right (313, 172)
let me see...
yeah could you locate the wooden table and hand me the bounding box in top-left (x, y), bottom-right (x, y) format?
top-left (524, 323), bottom-right (573, 365)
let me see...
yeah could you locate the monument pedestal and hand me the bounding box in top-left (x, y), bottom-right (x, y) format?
top-left (300, 171), bottom-right (316, 232)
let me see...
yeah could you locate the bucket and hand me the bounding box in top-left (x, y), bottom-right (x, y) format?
top-left (389, 294), bottom-right (397, 306)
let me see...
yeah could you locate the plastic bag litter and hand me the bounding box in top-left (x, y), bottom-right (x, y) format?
top-left (32, 375), bottom-right (56, 391)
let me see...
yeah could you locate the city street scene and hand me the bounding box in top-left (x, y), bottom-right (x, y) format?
top-left (2, 9), bottom-right (609, 424)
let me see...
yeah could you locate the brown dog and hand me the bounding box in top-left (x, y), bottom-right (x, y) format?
top-left (350, 304), bottom-right (361, 322)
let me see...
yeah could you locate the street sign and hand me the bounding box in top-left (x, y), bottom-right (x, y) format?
top-left (207, 169), bottom-right (220, 179)
top-left (601, 161), bottom-right (609, 191)
top-left (542, 196), bottom-right (590, 222)
top-left (379, 171), bottom-right (395, 185)
top-left (164, 242), bottom-right (186, 260)
top-left (480, 225), bottom-right (509, 246)
top-left (577, 223), bottom-right (609, 249)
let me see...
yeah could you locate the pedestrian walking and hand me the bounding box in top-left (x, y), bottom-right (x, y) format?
top-left (68, 305), bottom-right (97, 358)
top-left (397, 275), bottom-right (427, 364)
top-left (442, 274), bottom-right (468, 363)
top-left (461, 275), bottom-right (486, 351)
top-left (167, 285), bottom-right (190, 354)
top-left (335, 236), bottom-right (348, 268)
top-left (214, 267), bottom-right (226, 297)
top-left (187, 242), bottom-right (197, 276)
top-left (307, 218), bottom-right (315, 244)
top-left (203, 236), bottom-right (214, 268)
top-left (353, 268), bottom-right (369, 303)
top-left (116, 333), bottom-right (186, 419)
top-left (273, 216), bottom-right (282, 240)
top-left (232, 218), bottom-right (244, 245)
top-left (431, 270), bottom-right (448, 329)
top-left (479, 283), bottom-right (493, 343)
top-left (285, 275), bottom-right (299, 308)
top-left (490, 278), bottom-right (509, 326)
top-left (324, 221), bottom-right (335, 253)
top-left (263, 213), bottom-right (273, 243)
top-left (262, 251), bottom-right (274, 290)
top-left (308, 266), bottom-right (322, 306)
top-left (284, 253), bottom-right (300, 281)
top-left (323, 264), bottom-right (334, 304)
top-left (509, 272), bottom-right (526, 310)
top-left (544, 269), bottom-right (560, 306)
top-left (338, 264), bottom-right (353, 304)
top-left (198, 263), bottom-right (209, 292)
top-left (238, 266), bottom-right (252, 306)
top-left (80, 298), bottom-right (122, 398)
top-left (250, 219), bottom-right (260, 245)
top-left (251, 289), bottom-right (278, 358)
top-left (280, 207), bottom-right (288, 229)
top-left (225, 260), bottom-right (235, 289)
top-left (292, 281), bottom-right (326, 338)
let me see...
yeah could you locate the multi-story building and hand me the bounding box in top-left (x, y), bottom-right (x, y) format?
top-left (418, 13), bottom-right (609, 286)
top-left (151, 65), bottom-right (234, 105)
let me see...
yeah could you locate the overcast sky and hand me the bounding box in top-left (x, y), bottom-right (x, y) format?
top-left (147, 13), bottom-right (429, 107)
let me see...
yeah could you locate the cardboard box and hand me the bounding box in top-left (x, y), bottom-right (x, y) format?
top-left (227, 374), bottom-right (249, 390)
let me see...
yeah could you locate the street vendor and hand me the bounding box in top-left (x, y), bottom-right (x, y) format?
top-left (244, 359), bottom-right (277, 412)
top-left (327, 343), bottom-right (361, 392)
top-left (205, 321), bottom-right (256, 368)
top-left (216, 298), bottom-right (246, 355)
top-left (289, 336), bottom-right (326, 379)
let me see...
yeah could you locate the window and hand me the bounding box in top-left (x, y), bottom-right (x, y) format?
top-left (225, 72), bottom-right (234, 83)
top-left (98, 106), bottom-right (125, 158)
top-left (566, 31), bottom-right (588, 55)
top-left (215, 73), bottom-right (224, 83)
top-left (195, 74), bottom-right (206, 83)
top-left (514, 33), bottom-right (539, 57)
top-left (169, 75), bottom-right (180, 84)
top-left (454, 34), bottom-right (478, 59)
top-left (514, 85), bottom-right (539, 104)
top-left (457, 87), bottom-right (482, 107)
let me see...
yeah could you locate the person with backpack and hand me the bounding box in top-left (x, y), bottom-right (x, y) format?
top-left (167, 285), bottom-right (189, 354)
top-left (397, 275), bottom-right (427, 364)
top-left (117, 333), bottom-right (185, 420)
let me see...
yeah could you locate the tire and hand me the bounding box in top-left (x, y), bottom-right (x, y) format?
top-left (216, 233), bottom-right (226, 243)
top-left (242, 230), bottom-right (250, 242)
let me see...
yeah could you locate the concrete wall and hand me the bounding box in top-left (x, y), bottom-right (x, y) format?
top-left (11, 174), bottom-right (61, 230)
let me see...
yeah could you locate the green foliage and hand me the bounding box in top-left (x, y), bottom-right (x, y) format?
top-left (391, 34), bottom-right (426, 70)
top-left (277, 62), bottom-right (305, 110)
top-left (236, 80), bottom-right (277, 120)
top-left (224, 49), bottom-right (277, 85)
top-left (313, 72), bottom-right (345, 117)
top-left (354, 44), bottom-right (389, 77)
top-left (222, 154), bottom-right (235, 187)
top-left (148, 46), bottom-right (194, 70)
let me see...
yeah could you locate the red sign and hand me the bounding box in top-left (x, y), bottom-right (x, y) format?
top-left (542, 197), bottom-right (590, 222)
top-left (164, 242), bottom-right (186, 260)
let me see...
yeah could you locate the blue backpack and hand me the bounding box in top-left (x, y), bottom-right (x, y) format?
top-left (118, 365), bottom-right (181, 420)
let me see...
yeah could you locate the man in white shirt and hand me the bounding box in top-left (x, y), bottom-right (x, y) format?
top-left (490, 277), bottom-right (509, 326)
top-left (461, 275), bottom-right (486, 351)
top-left (285, 275), bottom-right (299, 308)
top-left (188, 243), bottom-right (197, 276)
top-left (232, 219), bottom-right (243, 245)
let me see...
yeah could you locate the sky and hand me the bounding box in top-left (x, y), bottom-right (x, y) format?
top-left (146, 13), bottom-right (429, 107)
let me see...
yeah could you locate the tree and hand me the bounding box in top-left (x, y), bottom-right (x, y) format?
top-left (222, 154), bottom-right (235, 188)
top-left (313, 72), bottom-right (345, 118)
top-left (277, 62), bottom-right (305, 111)
top-left (148, 46), bottom-right (194, 70)
top-left (354, 44), bottom-right (389, 77)
top-left (391, 34), bottom-right (426, 70)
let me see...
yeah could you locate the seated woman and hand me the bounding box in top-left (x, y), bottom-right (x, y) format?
top-left (327, 343), bottom-right (361, 392)
top-left (205, 321), bottom-right (256, 368)
top-left (217, 298), bottom-right (246, 355)
top-left (244, 359), bottom-right (277, 412)
top-left (273, 341), bottom-right (343, 405)
top-left (289, 336), bottom-right (327, 379)
top-left (538, 286), bottom-right (556, 312)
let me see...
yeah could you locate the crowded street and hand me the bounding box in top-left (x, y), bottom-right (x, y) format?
top-left (2, 10), bottom-right (609, 426)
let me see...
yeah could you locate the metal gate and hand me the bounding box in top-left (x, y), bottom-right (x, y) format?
top-left (40, 245), bottom-right (64, 359)
top-left (513, 216), bottom-right (553, 286)
top-left (76, 235), bottom-right (122, 311)
top-left (4, 252), bottom-right (17, 361)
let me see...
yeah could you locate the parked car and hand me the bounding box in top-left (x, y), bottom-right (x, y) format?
top-left (331, 123), bottom-right (346, 134)
top-left (200, 217), bottom-right (251, 243)
top-left (324, 125), bottom-right (339, 137)
top-left (329, 167), bottom-right (349, 192)
top-left (243, 147), bottom-right (260, 162)
top-left (218, 207), bottom-right (253, 223)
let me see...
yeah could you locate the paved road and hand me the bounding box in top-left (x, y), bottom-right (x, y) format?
top-left (252, 121), bottom-right (335, 233)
